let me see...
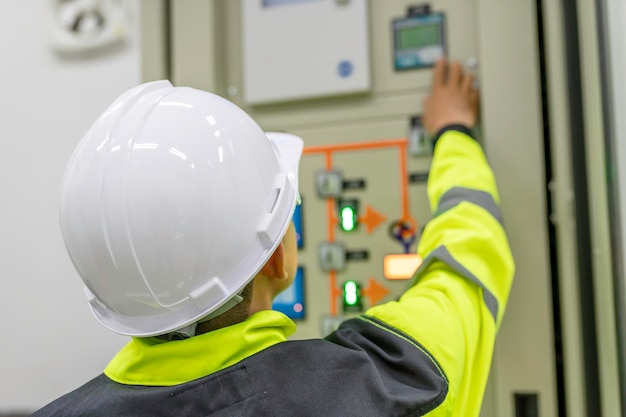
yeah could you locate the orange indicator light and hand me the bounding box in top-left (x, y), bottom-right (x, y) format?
top-left (383, 254), bottom-right (423, 280)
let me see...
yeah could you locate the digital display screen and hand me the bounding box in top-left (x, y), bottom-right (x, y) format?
top-left (263, 0), bottom-right (321, 8)
top-left (398, 24), bottom-right (440, 51)
top-left (393, 13), bottom-right (446, 70)
top-left (272, 266), bottom-right (305, 320)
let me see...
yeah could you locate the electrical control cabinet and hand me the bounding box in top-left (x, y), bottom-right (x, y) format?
top-left (144, 1), bottom-right (562, 416)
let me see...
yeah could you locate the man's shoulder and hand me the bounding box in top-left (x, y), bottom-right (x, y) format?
top-left (31, 374), bottom-right (108, 417)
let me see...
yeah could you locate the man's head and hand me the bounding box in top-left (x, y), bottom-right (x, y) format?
top-left (59, 80), bottom-right (303, 338)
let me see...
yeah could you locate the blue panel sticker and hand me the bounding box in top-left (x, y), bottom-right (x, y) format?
top-left (293, 199), bottom-right (303, 249)
top-left (272, 266), bottom-right (305, 320)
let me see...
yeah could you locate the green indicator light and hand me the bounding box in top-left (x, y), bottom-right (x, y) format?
top-left (343, 280), bottom-right (362, 313)
top-left (344, 281), bottom-right (358, 306)
top-left (338, 199), bottom-right (359, 232)
top-left (341, 206), bottom-right (356, 231)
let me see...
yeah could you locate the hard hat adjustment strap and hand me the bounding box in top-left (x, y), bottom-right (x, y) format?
top-left (198, 292), bottom-right (245, 323)
top-left (161, 323), bottom-right (198, 341)
top-left (158, 291), bottom-right (245, 341)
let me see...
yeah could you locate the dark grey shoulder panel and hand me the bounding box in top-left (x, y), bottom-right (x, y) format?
top-left (31, 318), bottom-right (448, 417)
top-left (323, 315), bottom-right (449, 416)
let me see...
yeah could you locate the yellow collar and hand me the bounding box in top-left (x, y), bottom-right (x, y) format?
top-left (105, 310), bottom-right (296, 386)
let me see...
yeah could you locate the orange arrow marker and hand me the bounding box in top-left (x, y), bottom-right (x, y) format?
top-left (360, 205), bottom-right (387, 234)
top-left (362, 277), bottom-right (391, 306)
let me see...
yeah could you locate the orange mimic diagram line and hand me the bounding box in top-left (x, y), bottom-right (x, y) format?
top-left (302, 138), bottom-right (416, 316)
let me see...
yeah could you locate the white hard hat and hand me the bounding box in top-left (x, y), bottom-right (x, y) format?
top-left (59, 80), bottom-right (303, 337)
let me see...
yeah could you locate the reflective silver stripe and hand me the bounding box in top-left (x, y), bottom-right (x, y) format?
top-left (413, 245), bottom-right (499, 322)
top-left (437, 187), bottom-right (503, 226)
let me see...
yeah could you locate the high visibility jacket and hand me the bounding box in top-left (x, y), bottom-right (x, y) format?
top-left (32, 128), bottom-right (514, 417)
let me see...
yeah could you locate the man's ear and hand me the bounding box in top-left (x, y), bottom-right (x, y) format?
top-left (260, 242), bottom-right (286, 279)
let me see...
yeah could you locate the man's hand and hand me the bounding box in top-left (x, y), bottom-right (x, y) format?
top-left (422, 59), bottom-right (479, 135)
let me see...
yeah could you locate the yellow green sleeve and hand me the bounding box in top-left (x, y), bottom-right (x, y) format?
top-left (366, 129), bottom-right (515, 416)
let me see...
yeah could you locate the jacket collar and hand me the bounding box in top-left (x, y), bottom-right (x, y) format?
top-left (105, 310), bottom-right (296, 386)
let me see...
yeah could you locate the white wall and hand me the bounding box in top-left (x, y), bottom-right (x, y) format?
top-left (0, 2), bottom-right (140, 413)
